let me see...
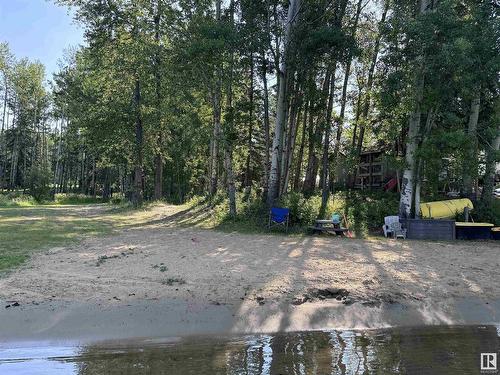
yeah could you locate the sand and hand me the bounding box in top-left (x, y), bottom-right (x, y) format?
top-left (1, 205), bottom-right (499, 341)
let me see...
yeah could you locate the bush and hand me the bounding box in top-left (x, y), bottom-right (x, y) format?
top-left (474, 199), bottom-right (500, 226)
top-left (28, 164), bottom-right (52, 202)
top-left (189, 190), bottom-right (401, 236)
top-left (54, 193), bottom-right (104, 205)
top-left (343, 191), bottom-right (400, 236)
top-left (279, 192), bottom-right (322, 225)
top-left (0, 193), bottom-right (37, 207)
top-left (110, 194), bottom-right (126, 205)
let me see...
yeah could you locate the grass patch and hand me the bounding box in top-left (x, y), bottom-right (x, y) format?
top-left (0, 192), bottom-right (125, 207)
top-left (53, 193), bottom-right (104, 205)
top-left (0, 201), bottom-right (178, 273)
top-left (0, 193), bottom-right (38, 207)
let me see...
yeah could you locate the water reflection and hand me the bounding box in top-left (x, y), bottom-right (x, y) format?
top-left (1, 325), bottom-right (499, 374)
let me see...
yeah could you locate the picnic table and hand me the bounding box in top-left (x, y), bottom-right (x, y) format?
top-left (309, 219), bottom-right (349, 236)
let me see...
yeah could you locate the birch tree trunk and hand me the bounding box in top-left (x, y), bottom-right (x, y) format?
top-left (399, 0), bottom-right (432, 218)
top-left (267, 0), bottom-right (301, 206)
top-left (481, 125), bottom-right (500, 203)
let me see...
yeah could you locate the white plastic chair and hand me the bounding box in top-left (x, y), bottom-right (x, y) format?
top-left (391, 221), bottom-right (407, 239)
top-left (383, 216), bottom-right (400, 238)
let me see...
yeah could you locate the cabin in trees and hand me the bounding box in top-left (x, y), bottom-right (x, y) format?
top-left (354, 149), bottom-right (396, 190)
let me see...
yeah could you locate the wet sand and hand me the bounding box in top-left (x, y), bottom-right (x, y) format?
top-left (1, 296), bottom-right (499, 344)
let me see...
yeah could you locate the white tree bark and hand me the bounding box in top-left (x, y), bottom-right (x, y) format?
top-left (267, 0), bottom-right (301, 206)
top-left (482, 125), bottom-right (500, 202)
top-left (399, 0), bottom-right (433, 218)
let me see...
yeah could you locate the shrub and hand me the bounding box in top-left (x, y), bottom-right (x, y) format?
top-left (0, 193), bottom-right (37, 207)
top-left (474, 199), bottom-right (500, 226)
top-left (190, 190), bottom-right (400, 236)
top-left (54, 193), bottom-right (103, 205)
top-left (28, 164), bottom-right (52, 202)
top-left (279, 192), bottom-right (322, 225)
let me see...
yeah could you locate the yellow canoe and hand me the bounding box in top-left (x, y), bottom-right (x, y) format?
top-left (420, 198), bottom-right (473, 219)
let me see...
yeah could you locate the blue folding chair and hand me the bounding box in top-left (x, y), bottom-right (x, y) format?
top-left (268, 207), bottom-right (290, 232)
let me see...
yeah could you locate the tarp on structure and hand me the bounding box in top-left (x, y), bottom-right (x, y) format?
top-left (420, 198), bottom-right (473, 219)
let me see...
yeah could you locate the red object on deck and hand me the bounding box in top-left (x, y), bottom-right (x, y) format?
top-left (384, 178), bottom-right (397, 192)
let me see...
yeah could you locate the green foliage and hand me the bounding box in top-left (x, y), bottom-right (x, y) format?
top-left (28, 164), bottom-right (52, 202)
top-left (474, 199), bottom-right (500, 226)
top-left (187, 190), bottom-right (400, 237)
top-left (54, 193), bottom-right (103, 205)
top-left (279, 192), bottom-right (322, 226)
top-left (342, 191), bottom-right (400, 237)
top-left (0, 192), bottom-right (37, 207)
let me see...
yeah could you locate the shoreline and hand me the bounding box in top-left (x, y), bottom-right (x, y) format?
top-left (1, 296), bottom-right (499, 346)
top-left (1, 212), bottom-right (499, 346)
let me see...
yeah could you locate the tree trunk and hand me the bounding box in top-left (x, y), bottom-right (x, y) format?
top-left (279, 77), bottom-right (294, 195)
top-left (399, 0), bottom-right (433, 218)
top-left (399, 98), bottom-right (422, 218)
top-left (0, 84), bottom-right (7, 189)
top-left (293, 100), bottom-right (309, 191)
top-left (103, 167), bottom-right (111, 201)
top-left (282, 104), bottom-right (302, 194)
top-left (153, 4), bottom-right (163, 200)
top-left (463, 93), bottom-right (480, 197)
top-left (320, 65), bottom-right (337, 214)
top-left (261, 52), bottom-right (271, 200)
top-left (304, 72), bottom-right (331, 195)
top-left (244, 52), bottom-right (254, 193)
top-left (224, 0), bottom-right (237, 216)
top-left (482, 126), bottom-right (500, 203)
top-left (355, 1), bottom-right (389, 158)
top-left (132, 77), bottom-right (144, 206)
top-left (303, 113), bottom-right (320, 195)
top-left (53, 120), bottom-right (63, 193)
top-left (9, 106), bottom-right (18, 190)
top-left (209, 2), bottom-right (223, 198)
top-left (331, 0), bottom-right (362, 187)
top-left (91, 157), bottom-right (97, 198)
top-left (267, 0), bottom-right (301, 206)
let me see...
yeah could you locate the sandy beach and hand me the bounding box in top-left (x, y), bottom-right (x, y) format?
top-left (1, 207), bottom-right (499, 341)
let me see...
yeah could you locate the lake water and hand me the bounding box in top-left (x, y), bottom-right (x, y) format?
top-left (1, 325), bottom-right (499, 374)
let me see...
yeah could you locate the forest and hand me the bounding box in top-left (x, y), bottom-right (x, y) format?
top-left (0, 0), bottom-right (498, 228)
